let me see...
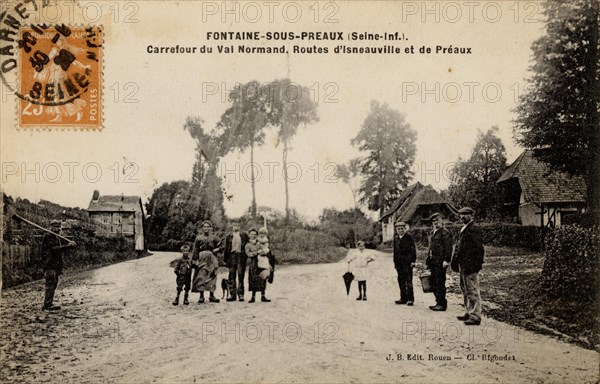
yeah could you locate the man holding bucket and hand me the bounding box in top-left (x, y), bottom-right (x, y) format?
top-left (426, 213), bottom-right (453, 311)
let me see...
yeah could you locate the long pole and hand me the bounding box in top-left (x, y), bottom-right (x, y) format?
top-left (12, 213), bottom-right (72, 242)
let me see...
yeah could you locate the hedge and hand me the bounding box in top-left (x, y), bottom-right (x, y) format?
top-left (149, 228), bottom-right (348, 265)
top-left (3, 227), bottom-right (138, 288)
top-left (406, 222), bottom-right (548, 251)
top-left (541, 225), bottom-right (599, 301)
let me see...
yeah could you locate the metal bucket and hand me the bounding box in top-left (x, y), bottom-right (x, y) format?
top-left (420, 273), bottom-right (433, 293)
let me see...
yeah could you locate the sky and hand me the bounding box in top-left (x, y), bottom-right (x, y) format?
top-left (0, 0), bottom-right (546, 221)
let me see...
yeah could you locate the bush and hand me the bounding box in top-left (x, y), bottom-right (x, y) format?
top-left (275, 247), bottom-right (348, 265)
top-left (3, 228), bottom-right (139, 288)
top-left (148, 226), bottom-right (346, 265)
top-left (267, 228), bottom-right (347, 263)
top-left (318, 208), bottom-right (381, 248)
top-left (270, 228), bottom-right (336, 251)
top-left (406, 222), bottom-right (548, 251)
top-left (541, 225), bottom-right (599, 301)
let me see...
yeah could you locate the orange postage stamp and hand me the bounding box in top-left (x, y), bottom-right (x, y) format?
top-left (17, 25), bottom-right (102, 129)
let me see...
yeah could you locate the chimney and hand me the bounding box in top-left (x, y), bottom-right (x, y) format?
top-left (92, 190), bottom-right (100, 201)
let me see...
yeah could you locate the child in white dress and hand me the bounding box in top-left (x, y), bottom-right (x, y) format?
top-left (347, 241), bottom-right (376, 301)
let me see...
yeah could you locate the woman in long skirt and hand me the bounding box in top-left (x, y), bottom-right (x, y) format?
top-left (191, 220), bottom-right (222, 303)
top-left (245, 228), bottom-right (270, 303)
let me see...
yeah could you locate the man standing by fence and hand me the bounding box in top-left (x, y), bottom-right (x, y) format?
top-left (42, 220), bottom-right (76, 311)
top-left (426, 213), bottom-right (453, 311)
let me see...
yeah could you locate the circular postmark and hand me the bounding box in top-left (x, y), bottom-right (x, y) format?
top-left (0, 2), bottom-right (103, 128)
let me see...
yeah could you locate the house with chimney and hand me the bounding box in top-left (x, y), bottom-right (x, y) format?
top-left (87, 190), bottom-right (145, 251)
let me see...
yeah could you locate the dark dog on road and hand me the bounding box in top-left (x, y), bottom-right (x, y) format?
top-left (221, 278), bottom-right (229, 299)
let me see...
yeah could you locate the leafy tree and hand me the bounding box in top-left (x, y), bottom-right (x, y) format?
top-left (215, 79), bottom-right (319, 222)
top-left (270, 79), bottom-right (319, 223)
top-left (448, 126), bottom-right (507, 220)
top-left (351, 100), bottom-right (417, 216)
top-left (216, 82), bottom-right (270, 218)
top-left (184, 117), bottom-right (226, 228)
top-left (514, 0), bottom-right (599, 216)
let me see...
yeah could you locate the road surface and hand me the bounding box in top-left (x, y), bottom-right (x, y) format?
top-left (1, 251), bottom-right (598, 383)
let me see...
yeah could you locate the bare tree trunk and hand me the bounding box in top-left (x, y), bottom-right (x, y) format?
top-left (283, 140), bottom-right (290, 224)
top-left (351, 189), bottom-right (359, 246)
top-left (250, 137), bottom-right (257, 219)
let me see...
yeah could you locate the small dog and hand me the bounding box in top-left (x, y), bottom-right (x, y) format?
top-left (221, 278), bottom-right (229, 299)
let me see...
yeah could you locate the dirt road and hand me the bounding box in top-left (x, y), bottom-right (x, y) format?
top-left (1, 251), bottom-right (598, 383)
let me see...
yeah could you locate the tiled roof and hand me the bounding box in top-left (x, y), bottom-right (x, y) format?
top-left (379, 182), bottom-right (458, 221)
top-left (379, 182), bottom-right (422, 221)
top-left (497, 150), bottom-right (586, 203)
top-left (87, 195), bottom-right (142, 212)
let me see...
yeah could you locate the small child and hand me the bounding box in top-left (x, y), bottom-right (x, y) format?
top-left (347, 241), bottom-right (375, 301)
top-left (257, 227), bottom-right (270, 256)
top-left (173, 244), bottom-right (192, 305)
top-left (256, 227), bottom-right (272, 277)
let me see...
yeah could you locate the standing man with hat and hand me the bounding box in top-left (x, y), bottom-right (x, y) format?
top-left (224, 220), bottom-right (249, 302)
top-left (42, 220), bottom-right (76, 311)
top-left (393, 220), bottom-right (417, 306)
top-left (426, 213), bottom-right (453, 311)
top-left (453, 207), bottom-right (484, 325)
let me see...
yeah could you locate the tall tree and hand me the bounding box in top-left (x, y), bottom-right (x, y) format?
top-left (216, 81), bottom-right (269, 218)
top-left (270, 79), bottom-right (319, 223)
top-left (514, 0), bottom-right (599, 216)
top-left (351, 100), bottom-right (417, 216)
top-left (184, 116), bottom-right (226, 228)
top-left (448, 126), bottom-right (507, 220)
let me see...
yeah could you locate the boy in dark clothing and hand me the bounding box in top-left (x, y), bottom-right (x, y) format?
top-left (42, 220), bottom-right (76, 311)
top-left (173, 244), bottom-right (192, 305)
top-left (393, 221), bottom-right (417, 306)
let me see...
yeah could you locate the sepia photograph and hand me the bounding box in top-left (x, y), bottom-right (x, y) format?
top-left (0, 0), bottom-right (598, 382)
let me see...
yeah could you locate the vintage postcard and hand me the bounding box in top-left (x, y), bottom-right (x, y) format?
top-left (1, 0), bottom-right (598, 383)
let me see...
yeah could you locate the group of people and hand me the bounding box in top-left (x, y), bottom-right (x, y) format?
top-left (171, 220), bottom-right (275, 306)
top-left (346, 207), bottom-right (484, 326)
top-left (41, 209), bottom-right (484, 327)
top-left (393, 206), bottom-right (484, 326)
